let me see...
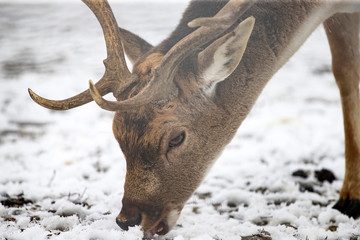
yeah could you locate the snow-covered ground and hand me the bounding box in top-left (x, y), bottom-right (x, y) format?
top-left (0, 1), bottom-right (359, 240)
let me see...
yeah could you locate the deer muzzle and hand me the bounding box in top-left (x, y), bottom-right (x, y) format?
top-left (116, 198), bottom-right (182, 236)
top-left (116, 212), bottom-right (142, 231)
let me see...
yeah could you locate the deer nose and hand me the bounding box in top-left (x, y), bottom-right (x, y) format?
top-left (116, 213), bottom-right (142, 231)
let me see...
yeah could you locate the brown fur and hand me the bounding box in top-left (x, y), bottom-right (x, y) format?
top-left (112, 63), bottom-right (231, 231)
top-left (115, 53), bottom-right (164, 101)
top-left (111, 0), bottom-right (360, 232)
top-left (133, 52), bottom-right (164, 75)
top-left (324, 13), bottom-right (360, 200)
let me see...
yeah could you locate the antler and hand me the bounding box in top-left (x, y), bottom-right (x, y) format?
top-left (89, 0), bottom-right (255, 112)
top-left (28, 0), bottom-right (130, 110)
top-left (158, 0), bottom-right (255, 82)
top-left (187, 0), bottom-right (254, 28)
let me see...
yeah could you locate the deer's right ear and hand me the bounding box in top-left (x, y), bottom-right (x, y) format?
top-left (119, 27), bottom-right (153, 65)
top-left (197, 17), bottom-right (255, 94)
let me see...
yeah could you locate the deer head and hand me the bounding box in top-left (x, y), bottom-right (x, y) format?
top-left (28, 0), bottom-right (255, 235)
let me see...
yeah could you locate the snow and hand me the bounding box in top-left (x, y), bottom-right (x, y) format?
top-left (0, 1), bottom-right (359, 240)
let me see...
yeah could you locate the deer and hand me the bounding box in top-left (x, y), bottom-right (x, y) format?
top-left (28, 0), bottom-right (360, 236)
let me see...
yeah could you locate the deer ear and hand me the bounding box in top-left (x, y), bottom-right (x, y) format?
top-left (197, 17), bottom-right (255, 94)
top-left (119, 27), bottom-right (153, 65)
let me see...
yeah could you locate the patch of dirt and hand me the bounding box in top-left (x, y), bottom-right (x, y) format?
top-left (192, 206), bottom-right (200, 214)
top-left (281, 223), bottom-right (298, 230)
top-left (268, 198), bottom-right (296, 207)
top-left (292, 168), bottom-right (337, 194)
top-left (66, 189), bottom-right (92, 209)
top-left (292, 169), bottom-right (309, 179)
top-left (0, 129), bottom-right (40, 140)
top-left (2, 216), bottom-right (16, 222)
top-left (195, 192), bottom-right (212, 200)
top-left (312, 64), bottom-right (331, 75)
top-left (1, 48), bottom-right (65, 79)
top-left (0, 193), bottom-right (33, 208)
top-left (314, 169), bottom-right (336, 183)
top-left (350, 235), bottom-right (360, 240)
top-left (9, 120), bottom-right (50, 128)
top-left (252, 217), bottom-right (270, 226)
top-left (92, 161), bottom-right (109, 174)
top-left (0, 120), bottom-right (51, 144)
top-left (298, 182), bottom-right (315, 193)
top-left (242, 230), bottom-right (272, 240)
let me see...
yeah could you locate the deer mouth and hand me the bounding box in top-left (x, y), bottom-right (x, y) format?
top-left (145, 208), bottom-right (181, 236)
top-left (150, 220), bottom-right (169, 235)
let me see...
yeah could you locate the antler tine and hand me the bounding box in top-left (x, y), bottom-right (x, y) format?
top-left (188, 0), bottom-right (255, 28)
top-left (29, 0), bottom-right (130, 111)
top-left (82, 0), bottom-right (130, 80)
top-left (28, 80), bottom-right (111, 111)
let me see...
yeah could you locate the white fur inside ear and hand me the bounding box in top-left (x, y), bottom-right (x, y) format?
top-left (201, 43), bottom-right (234, 96)
top-left (198, 17), bottom-right (255, 95)
top-left (202, 42), bottom-right (234, 84)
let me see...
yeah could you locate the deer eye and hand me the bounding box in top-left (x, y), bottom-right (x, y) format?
top-left (168, 132), bottom-right (185, 149)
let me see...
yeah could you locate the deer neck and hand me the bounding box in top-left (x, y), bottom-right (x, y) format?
top-left (215, 1), bottom-right (333, 129)
top-left (155, 0), bottom-right (335, 138)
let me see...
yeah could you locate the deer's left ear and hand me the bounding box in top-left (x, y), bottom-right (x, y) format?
top-left (119, 27), bottom-right (153, 65)
top-left (197, 17), bottom-right (255, 94)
